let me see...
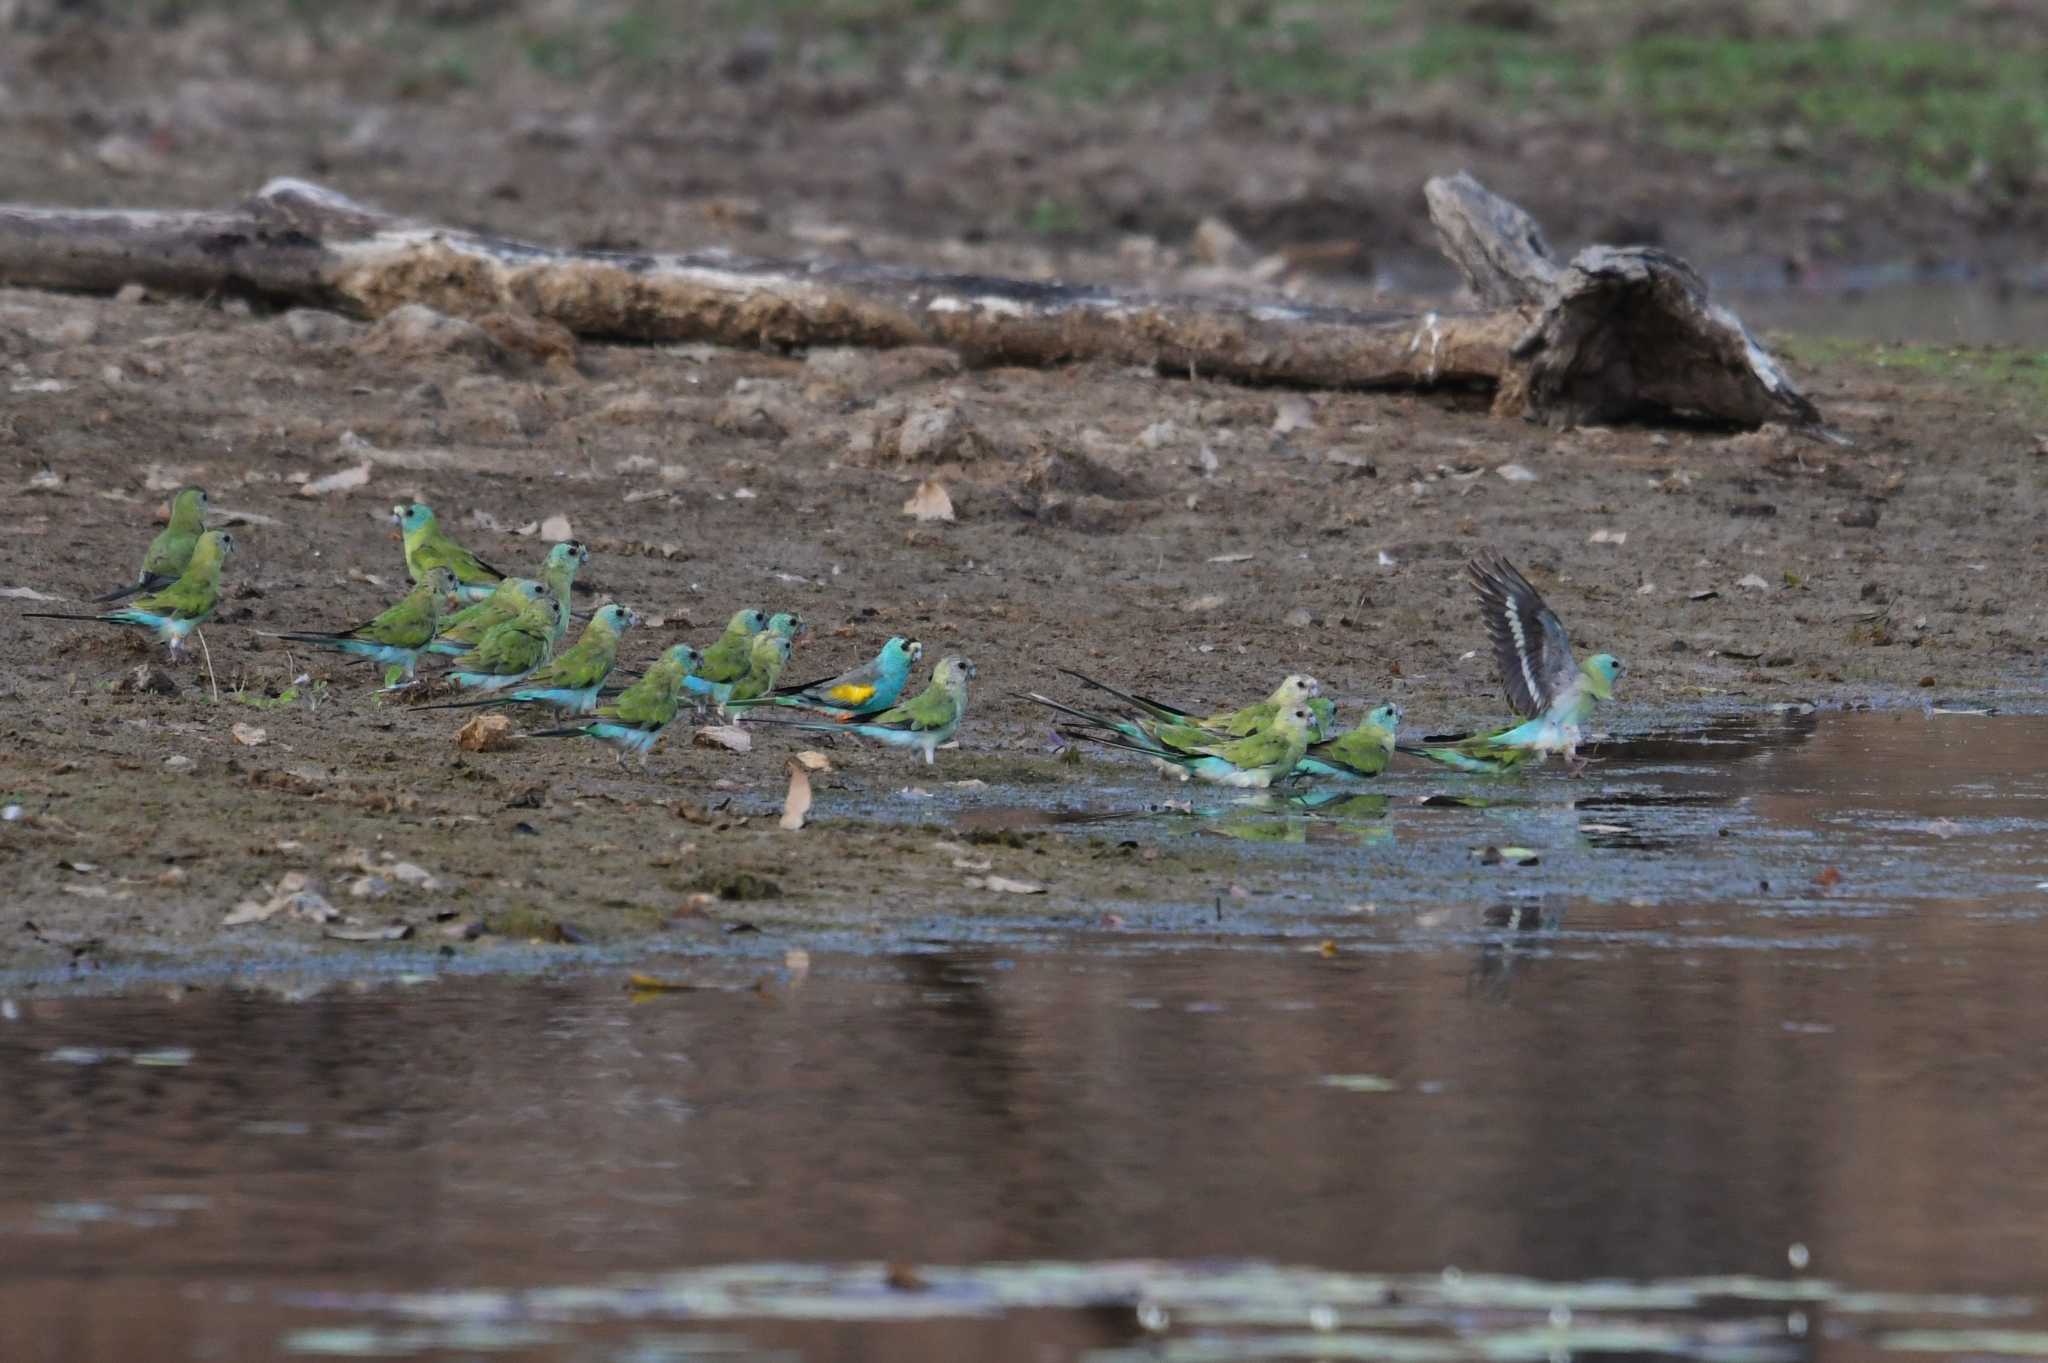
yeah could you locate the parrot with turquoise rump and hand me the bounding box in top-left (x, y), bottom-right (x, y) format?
top-left (25, 529), bottom-right (235, 654)
top-left (95, 486), bottom-right (208, 602)
top-left (1056, 668), bottom-right (1320, 737)
top-left (530, 643), bottom-right (700, 769)
top-left (429, 541), bottom-right (586, 655)
top-left (394, 502), bottom-right (507, 601)
top-left (1074, 701), bottom-right (1317, 788)
top-left (1403, 553), bottom-right (1623, 775)
top-left (727, 636), bottom-right (922, 718)
top-left (750, 655), bottom-right (974, 764)
top-left (268, 567), bottom-right (460, 687)
top-left (441, 595), bottom-right (556, 691)
top-left (426, 603), bottom-right (637, 714)
top-left (1297, 702), bottom-right (1403, 780)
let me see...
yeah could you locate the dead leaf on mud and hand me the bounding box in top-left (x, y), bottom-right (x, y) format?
top-left (1587, 528), bottom-right (1628, 545)
top-left (1737, 573), bottom-right (1771, 591)
top-left (966, 875), bottom-right (1047, 894)
top-left (695, 725), bottom-right (752, 753)
top-left (324, 924), bottom-right (413, 943)
top-left (902, 478), bottom-right (955, 522)
top-left (1183, 593), bottom-right (1227, 612)
top-left (539, 513), bottom-right (573, 541)
top-left (1815, 865), bottom-right (1844, 888)
top-left (1496, 463), bottom-right (1538, 482)
top-left (230, 722), bottom-right (267, 746)
top-left (300, 462), bottom-right (371, 497)
top-left (793, 749), bottom-right (832, 772)
top-left (0, 586), bottom-right (58, 601)
top-left (1270, 395), bottom-right (1315, 434)
top-left (779, 759), bottom-right (813, 831)
top-left (1207, 552), bottom-right (1254, 564)
top-left (456, 713), bottom-right (516, 752)
top-left (625, 972), bottom-right (700, 996)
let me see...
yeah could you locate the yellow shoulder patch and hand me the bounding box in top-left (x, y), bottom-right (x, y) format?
top-left (824, 683), bottom-right (876, 706)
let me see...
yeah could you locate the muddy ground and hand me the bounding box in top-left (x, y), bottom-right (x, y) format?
top-left (2, 2), bottom-right (2046, 974)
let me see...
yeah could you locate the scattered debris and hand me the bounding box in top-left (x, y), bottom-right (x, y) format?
top-left (539, 513), bottom-right (573, 541)
top-left (324, 924), bottom-right (412, 943)
top-left (456, 713), bottom-right (517, 752)
top-left (1318, 1074), bottom-right (1401, 1092)
top-left (1737, 574), bottom-right (1771, 591)
top-left (902, 478), bottom-right (955, 522)
top-left (300, 462), bottom-right (372, 497)
top-left (0, 586), bottom-right (58, 601)
top-left (115, 664), bottom-right (179, 696)
top-left (779, 759), bottom-right (813, 831)
top-left (695, 725), bottom-right (752, 753)
top-left (230, 722), bottom-right (267, 747)
top-left (966, 875), bottom-right (1047, 894)
top-left (224, 871), bottom-right (337, 926)
top-left (625, 973), bottom-right (700, 994)
top-left (1587, 528), bottom-right (1628, 545)
top-left (792, 750), bottom-right (832, 772)
top-left (1475, 845), bottom-right (1540, 866)
top-left (1496, 463), bottom-right (1538, 482)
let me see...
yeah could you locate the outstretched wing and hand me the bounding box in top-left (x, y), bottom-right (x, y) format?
top-left (1469, 553), bottom-right (1577, 719)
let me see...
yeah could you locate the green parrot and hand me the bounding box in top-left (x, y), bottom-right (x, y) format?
top-left (1403, 553), bottom-right (1624, 775)
top-left (27, 529), bottom-right (234, 654)
top-left (95, 486), bottom-right (208, 602)
top-left (394, 502), bottom-right (507, 601)
top-left (765, 611), bottom-right (803, 641)
top-left (722, 631), bottom-right (793, 709)
top-left (751, 655), bottom-right (973, 764)
top-left (427, 603), bottom-right (638, 714)
top-left (1057, 668), bottom-right (1320, 737)
top-left (430, 541), bottom-right (587, 656)
top-left (269, 566), bottom-right (460, 687)
top-left (442, 595), bottom-right (556, 691)
top-left (532, 644), bottom-right (700, 769)
top-left (1298, 702), bottom-right (1403, 780)
top-left (1019, 689), bottom-right (1233, 765)
top-left (684, 608), bottom-right (769, 697)
top-left (1080, 700), bottom-right (1316, 788)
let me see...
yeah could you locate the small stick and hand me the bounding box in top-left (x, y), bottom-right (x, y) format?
top-left (196, 629), bottom-right (220, 704)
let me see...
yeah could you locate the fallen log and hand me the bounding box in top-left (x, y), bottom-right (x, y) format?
top-left (0, 174), bottom-right (1819, 430)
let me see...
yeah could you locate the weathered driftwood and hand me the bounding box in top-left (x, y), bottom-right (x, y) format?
top-left (0, 174), bottom-right (1818, 429)
top-left (1425, 172), bottom-right (1820, 428)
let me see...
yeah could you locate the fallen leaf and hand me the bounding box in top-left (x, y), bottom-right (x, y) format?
top-left (324, 924), bottom-right (413, 942)
top-left (694, 725), bottom-right (752, 753)
top-left (792, 750), bottom-right (832, 772)
top-left (902, 478), bottom-right (954, 522)
top-left (224, 871), bottom-right (337, 926)
top-left (0, 586), bottom-right (58, 601)
top-left (952, 854), bottom-right (993, 872)
top-left (299, 462), bottom-right (371, 497)
top-left (1496, 463), bottom-right (1538, 482)
top-left (1815, 866), bottom-right (1843, 888)
top-left (1580, 823), bottom-right (1630, 834)
top-left (1318, 1074), bottom-right (1400, 1092)
top-left (540, 513), bottom-right (573, 541)
top-left (1689, 589), bottom-right (1720, 601)
top-left (967, 875), bottom-right (1046, 894)
top-left (779, 759), bottom-right (813, 830)
top-left (1316, 939), bottom-right (1338, 958)
top-left (885, 1263), bottom-right (929, 1292)
top-left (1207, 552), bottom-right (1255, 564)
top-left (230, 722), bottom-right (267, 747)
top-left (1270, 395), bottom-right (1315, 434)
top-left (625, 973), bottom-right (699, 994)
top-left (456, 713), bottom-right (517, 752)
top-left (1737, 573), bottom-right (1771, 591)
top-left (1475, 845), bottom-right (1540, 866)
top-left (1587, 528), bottom-right (1628, 545)
top-left (1183, 593), bottom-right (1227, 612)
top-left (388, 861), bottom-right (435, 886)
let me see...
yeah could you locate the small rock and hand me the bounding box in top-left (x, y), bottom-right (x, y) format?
top-left (694, 725), bottom-right (752, 753)
top-left (539, 513), bottom-right (573, 541)
top-left (388, 861), bottom-right (434, 886)
top-left (356, 304), bottom-right (498, 364)
top-left (1270, 396), bottom-right (1315, 435)
top-left (350, 875), bottom-right (392, 900)
top-left (115, 283), bottom-right (149, 306)
top-left (476, 311), bottom-right (579, 369)
top-left (299, 462), bottom-right (371, 498)
top-left (1283, 607), bottom-right (1314, 628)
top-left (281, 309), bottom-right (362, 346)
top-left (455, 713), bottom-right (517, 753)
top-left (1838, 502), bottom-right (1881, 529)
top-left (895, 400), bottom-right (965, 462)
top-left (1137, 421), bottom-right (1180, 451)
top-left (1190, 216), bottom-right (1256, 269)
top-left (1737, 573), bottom-right (1771, 591)
top-left (116, 664), bottom-right (179, 697)
top-left (163, 755), bottom-right (195, 772)
top-left (1183, 594), bottom-right (1227, 613)
top-left (1496, 463), bottom-right (1538, 482)
top-left (230, 722), bottom-right (267, 746)
top-left (902, 478), bottom-right (955, 523)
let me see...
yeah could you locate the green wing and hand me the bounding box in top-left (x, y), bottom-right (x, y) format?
top-left (355, 588), bottom-right (439, 648)
top-left (140, 525), bottom-right (199, 580)
top-left (872, 680), bottom-right (957, 732)
top-left (608, 663), bottom-right (685, 728)
top-left (133, 571), bottom-right (218, 621)
top-left (416, 531), bottom-right (504, 585)
top-left (460, 615), bottom-right (550, 674)
top-left (1314, 726), bottom-right (1393, 776)
top-left (696, 631), bottom-right (753, 683)
top-left (1207, 701), bottom-right (1276, 736)
top-left (441, 579), bottom-right (536, 638)
top-left (1212, 727), bottom-right (1294, 770)
top-left (522, 635), bottom-right (616, 690)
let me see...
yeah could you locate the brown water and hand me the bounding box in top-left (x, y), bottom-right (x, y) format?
top-left (6, 711), bottom-right (2048, 1361)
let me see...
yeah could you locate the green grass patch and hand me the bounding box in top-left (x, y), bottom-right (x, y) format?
top-left (1778, 335), bottom-right (2048, 413)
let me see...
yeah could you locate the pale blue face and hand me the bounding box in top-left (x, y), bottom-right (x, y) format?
top-left (734, 609), bottom-right (768, 634)
top-left (767, 612), bottom-right (802, 639)
top-left (1584, 653), bottom-right (1623, 699)
top-left (547, 541), bottom-right (588, 570)
top-left (666, 644), bottom-right (699, 671)
top-left (396, 503), bottom-right (435, 534)
top-left (598, 605), bottom-right (639, 632)
top-left (1367, 703), bottom-right (1402, 731)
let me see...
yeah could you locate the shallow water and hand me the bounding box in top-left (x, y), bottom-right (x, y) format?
top-left (8, 711), bottom-right (2048, 1361)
